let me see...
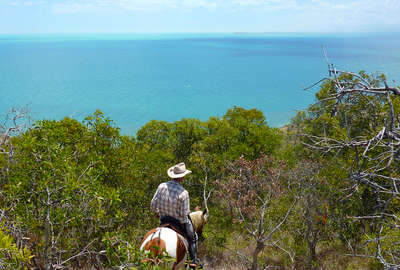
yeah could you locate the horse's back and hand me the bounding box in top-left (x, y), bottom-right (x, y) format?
top-left (140, 227), bottom-right (181, 259)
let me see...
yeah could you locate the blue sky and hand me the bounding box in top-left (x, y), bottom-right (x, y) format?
top-left (1, 0), bottom-right (399, 33)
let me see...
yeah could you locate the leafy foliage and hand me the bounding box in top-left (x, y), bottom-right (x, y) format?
top-left (0, 106), bottom-right (285, 269)
top-left (1, 73), bottom-right (397, 270)
top-left (0, 227), bottom-right (32, 269)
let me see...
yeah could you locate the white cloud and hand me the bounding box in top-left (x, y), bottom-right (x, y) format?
top-left (47, 0), bottom-right (229, 14)
top-left (305, 0), bottom-right (400, 30)
top-left (7, 0), bottom-right (45, 6)
top-left (8, 1), bottom-right (21, 6)
top-left (6, 0), bottom-right (400, 31)
top-left (9, 0), bottom-right (398, 17)
top-left (51, 1), bottom-right (96, 14)
top-left (45, 0), bottom-right (306, 14)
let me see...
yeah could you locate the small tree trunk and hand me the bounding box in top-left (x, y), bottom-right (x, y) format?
top-left (305, 200), bottom-right (318, 270)
top-left (44, 203), bottom-right (50, 270)
top-left (251, 242), bottom-right (264, 270)
top-left (44, 188), bottom-right (53, 270)
top-left (307, 238), bottom-right (317, 270)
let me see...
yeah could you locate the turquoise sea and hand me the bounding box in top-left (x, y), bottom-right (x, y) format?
top-left (1, 33), bottom-right (400, 134)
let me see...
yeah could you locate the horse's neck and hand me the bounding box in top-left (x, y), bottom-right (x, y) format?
top-left (189, 211), bottom-right (203, 232)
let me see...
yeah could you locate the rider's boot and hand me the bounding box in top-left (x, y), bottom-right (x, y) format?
top-left (187, 240), bottom-right (198, 269)
top-left (184, 220), bottom-right (201, 269)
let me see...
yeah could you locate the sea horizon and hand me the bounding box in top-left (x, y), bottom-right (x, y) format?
top-left (2, 32), bottom-right (400, 40)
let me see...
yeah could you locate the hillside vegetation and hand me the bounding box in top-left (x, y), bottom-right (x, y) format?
top-left (0, 69), bottom-right (399, 270)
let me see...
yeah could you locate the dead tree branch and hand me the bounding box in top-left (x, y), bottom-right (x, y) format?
top-left (300, 59), bottom-right (400, 268)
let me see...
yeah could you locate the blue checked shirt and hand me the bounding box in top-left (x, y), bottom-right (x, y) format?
top-left (151, 180), bottom-right (190, 224)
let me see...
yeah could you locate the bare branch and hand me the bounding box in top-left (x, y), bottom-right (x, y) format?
top-left (300, 60), bottom-right (400, 268)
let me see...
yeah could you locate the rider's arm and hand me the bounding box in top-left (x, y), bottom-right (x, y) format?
top-left (150, 187), bottom-right (160, 217)
top-left (179, 190), bottom-right (190, 223)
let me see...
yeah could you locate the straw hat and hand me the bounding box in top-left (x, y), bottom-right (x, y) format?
top-left (168, 162), bottom-right (192, 178)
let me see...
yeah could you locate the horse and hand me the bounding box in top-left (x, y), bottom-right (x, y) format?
top-left (140, 209), bottom-right (208, 269)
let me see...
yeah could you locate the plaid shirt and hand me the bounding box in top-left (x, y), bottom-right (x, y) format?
top-left (151, 180), bottom-right (190, 224)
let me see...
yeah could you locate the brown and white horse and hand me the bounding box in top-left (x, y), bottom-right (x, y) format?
top-left (140, 210), bottom-right (208, 269)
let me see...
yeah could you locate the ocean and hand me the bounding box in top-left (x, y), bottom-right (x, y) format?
top-left (1, 33), bottom-right (399, 135)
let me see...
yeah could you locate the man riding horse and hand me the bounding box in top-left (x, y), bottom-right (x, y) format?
top-left (150, 162), bottom-right (200, 269)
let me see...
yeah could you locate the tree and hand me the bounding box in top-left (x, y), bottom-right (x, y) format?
top-left (0, 107), bottom-right (33, 269)
top-left (170, 118), bottom-right (207, 162)
top-left (223, 106), bottom-right (282, 159)
top-left (286, 160), bottom-right (335, 269)
top-left (298, 65), bottom-right (400, 268)
top-left (0, 107), bottom-right (30, 184)
top-left (3, 112), bottom-right (134, 269)
top-left (219, 156), bottom-right (296, 270)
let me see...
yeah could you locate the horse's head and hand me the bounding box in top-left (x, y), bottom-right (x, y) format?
top-left (189, 208), bottom-right (208, 240)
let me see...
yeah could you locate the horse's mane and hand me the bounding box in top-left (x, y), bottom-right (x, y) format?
top-left (189, 211), bottom-right (206, 232)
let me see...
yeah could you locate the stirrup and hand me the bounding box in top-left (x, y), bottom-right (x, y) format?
top-left (185, 259), bottom-right (203, 269)
top-left (184, 261), bottom-right (197, 269)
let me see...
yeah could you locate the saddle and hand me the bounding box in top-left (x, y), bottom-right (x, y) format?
top-left (160, 222), bottom-right (187, 239)
top-left (159, 215), bottom-right (189, 250)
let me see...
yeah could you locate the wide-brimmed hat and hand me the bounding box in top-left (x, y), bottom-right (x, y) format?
top-left (168, 162), bottom-right (192, 178)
